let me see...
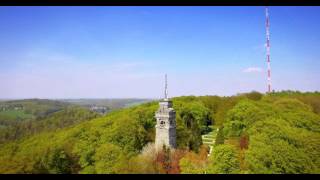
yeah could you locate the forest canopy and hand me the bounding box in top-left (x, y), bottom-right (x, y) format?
top-left (0, 91), bottom-right (319, 174)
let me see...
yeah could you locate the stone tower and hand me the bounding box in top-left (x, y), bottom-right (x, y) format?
top-left (155, 74), bottom-right (177, 149)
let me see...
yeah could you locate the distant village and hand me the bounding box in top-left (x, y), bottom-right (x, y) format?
top-left (88, 105), bottom-right (109, 114)
top-left (0, 104), bottom-right (23, 111)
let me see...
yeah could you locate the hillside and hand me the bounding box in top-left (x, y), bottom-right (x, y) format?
top-left (0, 99), bottom-right (70, 118)
top-left (0, 99), bottom-right (149, 143)
top-left (0, 91), bottom-right (319, 174)
top-left (61, 98), bottom-right (152, 110)
top-left (0, 99), bottom-right (100, 143)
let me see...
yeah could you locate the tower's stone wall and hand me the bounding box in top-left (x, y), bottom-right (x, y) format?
top-left (155, 99), bottom-right (176, 150)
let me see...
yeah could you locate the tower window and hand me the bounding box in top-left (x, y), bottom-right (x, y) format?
top-left (160, 121), bottom-right (165, 127)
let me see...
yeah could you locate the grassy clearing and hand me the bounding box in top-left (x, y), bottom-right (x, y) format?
top-left (202, 125), bottom-right (219, 156)
top-left (0, 110), bottom-right (33, 120)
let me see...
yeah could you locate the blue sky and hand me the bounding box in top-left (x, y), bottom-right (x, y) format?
top-left (0, 6), bottom-right (319, 99)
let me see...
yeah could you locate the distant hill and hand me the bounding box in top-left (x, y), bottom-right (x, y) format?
top-left (0, 99), bottom-right (70, 118)
top-left (60, 98), bottom-right (152, 110)
top-left (0, 99), bottom-right (152, 144)
top-left (0, 99), bottom-right (101, 143)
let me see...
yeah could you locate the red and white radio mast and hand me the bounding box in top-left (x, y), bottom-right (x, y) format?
top-left (265, 6), bottom-right (272, 93)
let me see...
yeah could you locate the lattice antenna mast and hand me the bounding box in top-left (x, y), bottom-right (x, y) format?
top-left (164, 74), bottom-right (168, 100)
top-left (265, 6), bottom-right (272, 93)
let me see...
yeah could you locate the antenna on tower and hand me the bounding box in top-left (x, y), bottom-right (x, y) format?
top-left (265, 6), bottom-right (272, 93)
top-left (164, 74), bottom-right (168, 100)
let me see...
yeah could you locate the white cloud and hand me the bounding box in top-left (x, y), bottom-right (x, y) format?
top-left (243, 67), bottom-right (263, 73)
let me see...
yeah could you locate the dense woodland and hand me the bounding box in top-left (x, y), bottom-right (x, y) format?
top-left (0, 91), bottom-right (319, 174)
top-left (0, 99), bottom-right (147, 144)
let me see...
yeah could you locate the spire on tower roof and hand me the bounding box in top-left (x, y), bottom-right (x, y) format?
top-left (164, 74), bottom-right (168, 100)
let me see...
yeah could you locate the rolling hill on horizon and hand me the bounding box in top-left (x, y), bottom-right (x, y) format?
top-left (0, 98), bottom-right (150, 144)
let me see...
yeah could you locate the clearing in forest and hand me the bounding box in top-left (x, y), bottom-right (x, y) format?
top-left (202, 125), bottom-right (219, 156)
